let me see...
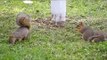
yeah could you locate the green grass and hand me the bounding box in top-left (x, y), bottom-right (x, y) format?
top-left (0, 0), bottom-right (107, 60)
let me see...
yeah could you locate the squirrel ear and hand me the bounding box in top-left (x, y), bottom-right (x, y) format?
top-left (79, 21), bottom-right (84, 26)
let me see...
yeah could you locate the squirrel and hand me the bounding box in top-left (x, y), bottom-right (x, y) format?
top-left (76, 21), bottom-right (105, 42)
top-left (9, 12), bottom-right (31, 44)
top-left (9, 27), bottom-right (29, 44)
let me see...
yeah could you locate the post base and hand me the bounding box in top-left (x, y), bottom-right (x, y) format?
top-left (52, 21), bottom-right (65, 27)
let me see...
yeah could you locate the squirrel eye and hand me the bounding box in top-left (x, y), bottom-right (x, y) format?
top-left (76, 25), bottom-right (79, 28)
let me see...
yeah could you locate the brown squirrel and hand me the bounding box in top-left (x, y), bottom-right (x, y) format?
top-left (76, 22), bottom-right (105, 42)
top-left (9, 12), bottom-right (31, 44)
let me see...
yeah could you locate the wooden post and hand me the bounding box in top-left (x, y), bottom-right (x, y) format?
top-left (51, 0), bottom-right (66, 27)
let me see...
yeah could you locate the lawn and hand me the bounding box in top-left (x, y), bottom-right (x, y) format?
top-left (0, 0), bottom-right (107, 60)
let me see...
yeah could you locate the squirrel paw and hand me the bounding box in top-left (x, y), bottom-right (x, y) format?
top-left (88, 37), bottom-right (93, 41)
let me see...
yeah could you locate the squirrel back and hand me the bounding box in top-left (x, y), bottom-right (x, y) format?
top-left (9, 27), bottom-right (29, 44)
top-left (16, 12), bottom-right (31, 29)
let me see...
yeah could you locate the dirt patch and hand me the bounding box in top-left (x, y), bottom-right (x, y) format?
top-left (31, 17), bottom-right (66, 28)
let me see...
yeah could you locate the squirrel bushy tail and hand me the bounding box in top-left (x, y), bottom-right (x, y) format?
top-left (16, 12), bottom-right (31, 29)
top-left (103, 33), bottom-right (107, 40)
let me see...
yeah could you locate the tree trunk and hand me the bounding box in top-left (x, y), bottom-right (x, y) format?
top-left (51, 0), bottom-right (66, 27)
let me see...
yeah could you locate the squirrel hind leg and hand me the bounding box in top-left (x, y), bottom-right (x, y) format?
top-left (9, 37), bottom-right (17, 44)
top-left (23, 34), bottom-right (29, 40)
top-left (92, 38), bottom-right (105, 42)
top-left (18, 39), bottom-right (22, 42)
top-left (22, 36), bottom-right (28, 40)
